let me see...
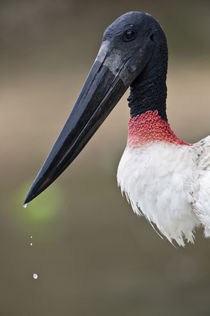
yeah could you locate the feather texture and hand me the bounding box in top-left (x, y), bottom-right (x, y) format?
top-left (191, 136), bottom-right (210, 237)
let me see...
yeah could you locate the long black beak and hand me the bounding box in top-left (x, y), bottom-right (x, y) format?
top-left (24, 40), bottom-right (144, 204)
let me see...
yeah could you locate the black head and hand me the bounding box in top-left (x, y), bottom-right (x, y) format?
top-left (104, 11), bottom-right (165, 46)
top-left (106, 12), bottom-right (168, 120)
top-left (102, 12), bottom-right (167, 85)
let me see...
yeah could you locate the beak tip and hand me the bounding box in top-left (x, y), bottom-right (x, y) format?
top-left (24, 172), bottom-right (53, 205)
top-left (24, 179), bottom-right (41, 205)
top-left (24, 190), bottom-right (34, 205)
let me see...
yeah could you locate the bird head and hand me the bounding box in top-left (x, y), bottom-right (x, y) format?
top-left (24, 11), bottom-right (167, 204)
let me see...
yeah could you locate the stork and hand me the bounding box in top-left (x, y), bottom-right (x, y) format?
top-left (24, 12), bottom-right (210, 246)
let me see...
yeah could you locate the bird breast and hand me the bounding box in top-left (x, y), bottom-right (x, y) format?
top-left (117, 142), bottom-right (201, 246)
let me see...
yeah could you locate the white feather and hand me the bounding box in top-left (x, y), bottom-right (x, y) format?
top-left (190, 136), bottom-right (210, 237)
top-left (117, 137), bottom-right (210, 246)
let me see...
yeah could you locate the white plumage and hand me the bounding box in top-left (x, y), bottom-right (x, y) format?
top-left (117, 136), bottom-right (210, 246)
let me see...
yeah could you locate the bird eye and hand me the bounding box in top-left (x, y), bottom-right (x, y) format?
top-left (123, 29), bottom-right (136, 42)
top-left (150, 34), bottom-right (154, 41)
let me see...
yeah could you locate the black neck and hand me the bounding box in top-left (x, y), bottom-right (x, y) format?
top-left (128, 40), bottom-right (168, 121)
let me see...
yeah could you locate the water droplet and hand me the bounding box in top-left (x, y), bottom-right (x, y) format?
top-left (33, 273), bottom-right (38, 279)
top-left (30, 235), bottom-right (32, 239)
top-left (23, 203), bottom-right (27, 209)
top-left (29, 242), bottom-right (33, 246)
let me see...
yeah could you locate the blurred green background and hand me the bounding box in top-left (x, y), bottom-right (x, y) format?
top-left (1, 0), bottom-right (210, 315)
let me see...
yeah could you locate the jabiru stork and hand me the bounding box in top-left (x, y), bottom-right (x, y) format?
top-left (24, 12), bottom-right (210, 246)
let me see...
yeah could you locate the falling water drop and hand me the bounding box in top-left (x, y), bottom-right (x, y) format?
top-left (30, 235), bottom-right (32, 239)
top-left (29, 242), bottom-right (33, 246)
top-left (23, 203), bottom-right (27, 209)
top-left (33, 273), bottom-right (38, 280)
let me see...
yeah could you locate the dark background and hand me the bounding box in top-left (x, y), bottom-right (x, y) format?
top-left (1, 0), bottom-right (210, 315)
